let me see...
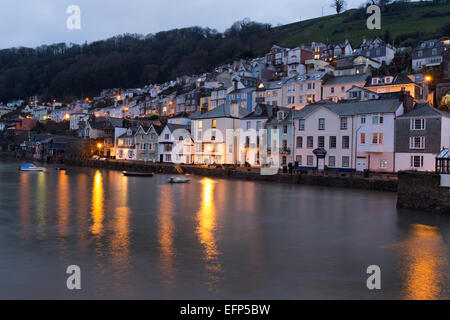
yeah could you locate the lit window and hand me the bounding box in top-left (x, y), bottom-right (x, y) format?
top-left (380, 160), bottom-right (388, 169)
top-left (212, 119), bottom-right (216, 128)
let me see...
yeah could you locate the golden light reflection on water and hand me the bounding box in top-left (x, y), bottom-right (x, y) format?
top-left (57, 173), bottom-right (70, 238)
top-left (90, 171), bottom-right (104, 236)
top-left (36, 172), bottom-right (47, 240)
top-left (196, 178), bottom-right (222, 291)
top-left (157, 184), bottom-right (176, 286)
top-left (110, 206), bottom-right (131, 274)
top-left (109, 176), bottom-right (131, 277)
top-left (401, 224), bottom-right (447, 300)
top-left (76, 174), bottom-right (89, 252)
top-left (19, 173), bottom-right (31, 240)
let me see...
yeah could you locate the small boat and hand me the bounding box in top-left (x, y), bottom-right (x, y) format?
top-left (122, 171), bottom-right (154, 177)
top-left (19, 164), bottom-right (45, 172)
top-left (168, 176), bottom-right (190, 184)
top-left (55, 167), bottom-right (67, 171)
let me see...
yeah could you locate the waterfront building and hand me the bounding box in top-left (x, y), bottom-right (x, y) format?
top-left (239, 104), bottom-right (277, 166)
top-left (355, 99), bottom-right (404, 172)
top-left (293, 99), bottom-right (404, 172)
top-left (293, 103), bottom-right (356, 171)
top-left (115, 127), bottom-right (138, 161)
top-left (190, 104), bottom-right (250, 165)
top-left (158, 123), bottom-right (192, 163)
top-left (395, 103), bottom-right (450, 172)
top-left (265, 107), bottom-right (295, 167)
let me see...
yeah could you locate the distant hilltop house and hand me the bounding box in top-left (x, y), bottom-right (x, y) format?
top-left (412, 37), bottom-right (450, 71)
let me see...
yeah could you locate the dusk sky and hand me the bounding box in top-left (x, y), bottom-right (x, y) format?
top-left (0, 0), bottom-right (366, 49)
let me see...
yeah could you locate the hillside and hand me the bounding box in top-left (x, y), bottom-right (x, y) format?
top-left (273, 1), bottom-right (450, 47)
top-left (0, 1), bottom-right (449, 103)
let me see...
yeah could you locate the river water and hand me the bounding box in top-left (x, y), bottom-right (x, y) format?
top-left (0, 161), bottom-right (449, 299)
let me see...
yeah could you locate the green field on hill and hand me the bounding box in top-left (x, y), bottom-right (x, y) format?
top-left (273, 1), bottom-right (450, 47)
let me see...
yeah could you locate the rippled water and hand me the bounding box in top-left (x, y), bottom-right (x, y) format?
top-left (0, 161), bottom-right (449, 299)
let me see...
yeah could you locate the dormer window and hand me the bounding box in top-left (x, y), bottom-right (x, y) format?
top-left (277, 111), bottom-right (286, 120)
top-left (372, 78), bottom-right (380, 85)
top-left (384, 76), bottom-right (393, 84)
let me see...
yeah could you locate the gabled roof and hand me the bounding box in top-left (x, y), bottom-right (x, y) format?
top-left (324, 74), bottom-right (368, 86)
top-left (151, 124), bottom-right (164, 135)
top-left (365, 74), bottom-right (414, 87)
top-left (190, 104), bottom-right (251, 120)
top-left (398, 103), bottom-right (450, 118)
top-left (242, 104), bottom-right (276, 120)
top-left (293, 99), bottom-right (402, 118)
top-left (166, 123), bottom-right (190, 133)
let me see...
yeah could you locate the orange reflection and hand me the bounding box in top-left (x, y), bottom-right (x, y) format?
top-left (157, 185), bottom-right (176, 286)
top-left (36, 172), bottom-right (47, 240)
top-left (90, 171), bottom-right (104, 236)
top-left (401, 224), bottom-right (446, 300)
top-left (196, 178), bottom-right (222, 291)
top-left (110, 206), bottom-right (131, 272)
top-left (19, 173), bottom-right (31, 240)
top-left (76, 174), bottom-right (89, 253)
top-left (57, 173), bottom-right (70, 237)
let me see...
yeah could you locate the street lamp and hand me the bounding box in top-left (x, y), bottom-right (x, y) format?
top-left (424, 75), bottom-right (432, 101)
top-left (97, 143), bottom-right (102, 156)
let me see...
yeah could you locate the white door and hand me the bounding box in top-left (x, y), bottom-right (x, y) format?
top-left (357, 157), bottom-right (367, 172)
top-left (318, 158), bottom-right (325, 171)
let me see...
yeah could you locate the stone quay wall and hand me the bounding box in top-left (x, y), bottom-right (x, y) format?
top-left (397, 171), bottom-right (450, 214)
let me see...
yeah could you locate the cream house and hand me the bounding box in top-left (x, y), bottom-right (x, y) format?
top-left (190, 104), bottom-right (250, 164)
top-left (322, 75), bottom-right (368, 102)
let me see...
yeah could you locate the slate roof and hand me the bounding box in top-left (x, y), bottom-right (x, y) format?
top-left (293, 99), bottom-right (402, 118)
top-left (324, 75), bottom-right (368, 86)
top-left (242, 104), bottom-right (276, 120)
top-left (190, 104), bottom-right (251, 120)
top-left (365, 74), bottom-right (414, 87)
top-left (166, 123), bottom-right (190, 133)
top-left (398, 103), bottom-right (450, 118)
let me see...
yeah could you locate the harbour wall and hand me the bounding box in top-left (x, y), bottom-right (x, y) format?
top-left (66, 159), bottom-right (399, 192)
top-left (397, 171), bottom-right (450, 214)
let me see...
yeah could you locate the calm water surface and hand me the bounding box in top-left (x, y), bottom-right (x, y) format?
top-left (0, 161), bottom-right (449, 299)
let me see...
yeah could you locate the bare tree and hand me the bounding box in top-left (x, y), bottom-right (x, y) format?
top-left (331, 0), bottom-right (347, 14)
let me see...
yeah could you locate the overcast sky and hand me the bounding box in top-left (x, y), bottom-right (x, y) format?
top-left (0, 0), bottom-right (365, 49)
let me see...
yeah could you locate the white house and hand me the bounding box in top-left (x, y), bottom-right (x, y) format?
top-left (158, 123), bottom-right (192, 163)
top-left (292, 99), bottom-right (404, 172)
top-left (293, 104), bottom-right (355, 171)
top-left (322, 75), bottom-right (368, 102)
top-left (115, 127), bottom-right (137, 161)
top-left (190, 104), bottom-right (250, 165)
top-left (355, 99), bottom-right (404, 172)
top-left (239, 104), bottom-right (276, 166)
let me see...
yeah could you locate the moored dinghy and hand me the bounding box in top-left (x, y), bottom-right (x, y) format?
top-left (122, 171), bottom-right (154, 177)
top-left (19, 164), bottom-right (45, 172)
top-left (168, 176), bottom-right (190, 184)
